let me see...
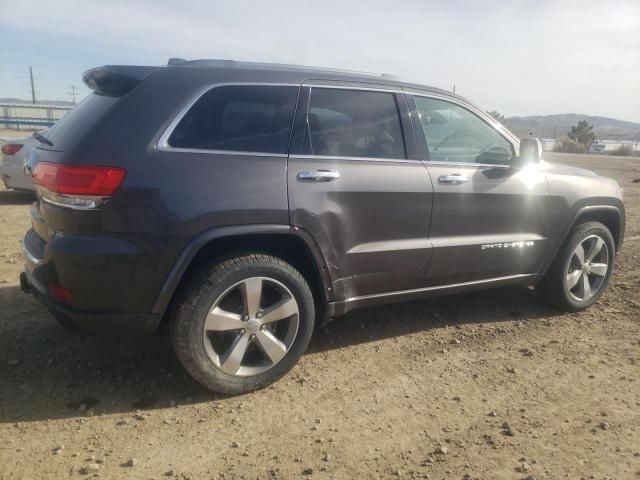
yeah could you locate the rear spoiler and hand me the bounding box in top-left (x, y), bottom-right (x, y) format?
top-left (82, 65), bottom-right (159, 97)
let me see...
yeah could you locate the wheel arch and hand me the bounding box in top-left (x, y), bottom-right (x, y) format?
top-left (572, 206), bottom-right (624, 251)
top-left (536, 204), bottom-right (624, 282)
top-left (151, 225), bottom-right (333, 330)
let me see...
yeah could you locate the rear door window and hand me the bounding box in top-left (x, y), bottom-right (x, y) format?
top-left (304, 88), bottom-right (406, 159)
top-left (168, 85), bottom-right (298, 154)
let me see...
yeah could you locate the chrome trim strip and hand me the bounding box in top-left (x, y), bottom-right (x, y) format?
top-left (347, 238), bottom-right (431, 254)
top-left (156, 82), bottom-right (300, 154)
top-left (306, 83), bottom-right (403, 94)
top-left (22, 239), bottom-right (44, 266)
top-left (430, 234), bottom-right (545, 248)
top-left (39, 191), bottom-right (105, 211)
top-left (425, 160), bottom-right (511, 169)
top-left (157, 147), bottom-right (287, 157)
top-left (344, 273), bottom-right (535, 303)
top-left (290, 154), bottom-right (419, 164)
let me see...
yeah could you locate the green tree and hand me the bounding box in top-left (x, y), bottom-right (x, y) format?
top-left (487, 110), bottom-right (505, 123)
top-left (568, 120), bottom-right (595, 147)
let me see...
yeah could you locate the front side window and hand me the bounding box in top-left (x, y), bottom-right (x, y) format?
top-left (413, 96), bottom-right (514, 165)
top-left (304, 88), bottom-right (406, 159)
top-left (168, 85), bottom-right (298, 154)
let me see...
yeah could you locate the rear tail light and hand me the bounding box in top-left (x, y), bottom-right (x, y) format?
top-left (1, 143), bottom-right (24, 155)
top-left (32, 162), bottom-right (126, 209)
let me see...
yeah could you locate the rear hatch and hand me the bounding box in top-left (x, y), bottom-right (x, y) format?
top-left (26, 65), bottom-right (159, 244)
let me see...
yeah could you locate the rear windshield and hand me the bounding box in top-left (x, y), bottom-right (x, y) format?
top-left (38, 94), bottom-right (118, 151)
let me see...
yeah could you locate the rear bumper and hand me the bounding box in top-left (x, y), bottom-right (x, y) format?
top-left (21, 231), bottom-right (160, 336)
top-left (21, 269), bottom-right (159, 336)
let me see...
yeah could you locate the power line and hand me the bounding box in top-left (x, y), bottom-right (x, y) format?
top-left (0, 64), bottom-right (92, 103)
top-left (67, 85), bottom-right (81, 104)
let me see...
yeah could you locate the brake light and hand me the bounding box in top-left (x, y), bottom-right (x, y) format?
top-left (1, 143), bottom-right (24, 155)
top-left (32, 162), bottom-right (126, 196)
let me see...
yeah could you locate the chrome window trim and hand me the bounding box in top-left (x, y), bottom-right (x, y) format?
top-left (344, 273), bottom-right (536, 303)
top-left (426, 160), bottom-right (511, 169)
top-left (408, 90), bottom-right (520, 168)
top-left (155, 82), bottom-right (301, 156)
top-left (290, 154), bottom-right (419, 164)
top-left (304, 83), bottom-right (404, 94)
top-left (158, 147), bottom-right (287, 158)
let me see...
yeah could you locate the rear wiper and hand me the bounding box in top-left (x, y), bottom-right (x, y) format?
top-left (32, 131), bottom-right (54, 147)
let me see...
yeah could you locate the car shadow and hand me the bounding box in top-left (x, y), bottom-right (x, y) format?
top-left (0, 189), bottom-right (35, 205)
top-left (0, 284), bottom-right (560, 423)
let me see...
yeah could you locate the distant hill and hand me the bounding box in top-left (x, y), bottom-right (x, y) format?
top-left (505, 114), bottom-right (640, 141)
top-left (0, 98), bottom-right (75, 107)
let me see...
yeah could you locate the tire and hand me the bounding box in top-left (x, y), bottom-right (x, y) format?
top-left (171, 254), bottom-right (315, 394)
top-left (536, 221), bottom-right (615, 312)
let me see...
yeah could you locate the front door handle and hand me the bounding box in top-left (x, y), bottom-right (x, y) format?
top-left (438, 174), bottom-right (470, 184)
top-left (297, 170), bottom-right (340, 182)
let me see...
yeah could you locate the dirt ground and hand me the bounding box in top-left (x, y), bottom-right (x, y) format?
top-left (0, 152), bottom-right (638, 480)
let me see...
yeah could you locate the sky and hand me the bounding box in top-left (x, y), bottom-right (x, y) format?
top-left (0, 0), bottom-right (638, 122)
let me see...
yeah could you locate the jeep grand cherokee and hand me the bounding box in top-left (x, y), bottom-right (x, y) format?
top-left (21, 59), bottom-right (625, 393)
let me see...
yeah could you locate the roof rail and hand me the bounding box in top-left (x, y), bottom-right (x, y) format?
top-left (167, 58), bottom-right (405, 81)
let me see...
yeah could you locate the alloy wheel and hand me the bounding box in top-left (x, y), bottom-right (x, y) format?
top-left (566, 234), bottom-right (609, 302)
top-left (202, 277), bottom-right (300, 377)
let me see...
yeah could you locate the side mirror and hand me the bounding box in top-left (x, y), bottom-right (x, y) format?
top-left (518, 138), bottom-right (542, 164)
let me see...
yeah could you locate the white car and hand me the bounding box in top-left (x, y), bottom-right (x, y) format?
top-left (0, 134), bottom-right (37, 192)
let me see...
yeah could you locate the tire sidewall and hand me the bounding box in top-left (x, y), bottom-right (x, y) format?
top-left (558, 223), bottom-right (615, 310)
top-left (173, 256), bottom-right (315, 394)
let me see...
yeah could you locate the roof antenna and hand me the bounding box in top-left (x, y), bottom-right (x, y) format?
top-left (167, 58), bottom-right (187, 66)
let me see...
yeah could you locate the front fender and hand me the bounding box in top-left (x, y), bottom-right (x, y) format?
top-left (536, 201), bottom-right (625, 281)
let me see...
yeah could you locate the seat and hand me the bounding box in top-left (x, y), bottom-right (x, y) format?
top-left (307, 113), bottom-right (330, 155)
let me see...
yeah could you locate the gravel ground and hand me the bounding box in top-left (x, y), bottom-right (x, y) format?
top-left (0, 152), bottom-right (638, 480)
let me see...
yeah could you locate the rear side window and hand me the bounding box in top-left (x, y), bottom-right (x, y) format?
top-left (168, 85), bottom-right (298, 154)
top-left (304, 88), bottom-right (405, 159)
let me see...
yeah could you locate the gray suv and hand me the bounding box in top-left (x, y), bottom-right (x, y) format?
top-left (21, 59), bottom-right (625, 394)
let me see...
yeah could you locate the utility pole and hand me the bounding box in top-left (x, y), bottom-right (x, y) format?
top-left (29, 66), bottom-right (36, 104)
top-left (67, 85), bottom-right (79, 105)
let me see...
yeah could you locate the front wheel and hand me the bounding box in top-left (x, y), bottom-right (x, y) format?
top-left (536, 221), bottom-right (615, 312)
top-left (171, 254), bottom-right (315, 394)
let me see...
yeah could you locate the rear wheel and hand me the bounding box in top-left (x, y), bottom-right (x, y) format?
top-left (536, 221), bottom-right (615, 312)
top-left (171, 254), bottom-right (315, 394)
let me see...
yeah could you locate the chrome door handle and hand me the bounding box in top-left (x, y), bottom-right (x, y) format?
top-left (438, 174), bottom-right (470, 184)
top-left (297, 170), bottom-right (340, 182)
